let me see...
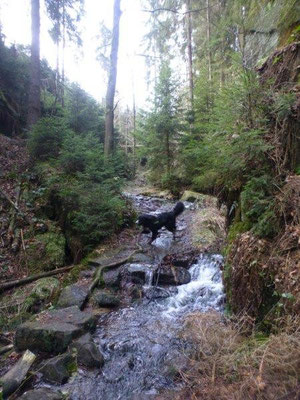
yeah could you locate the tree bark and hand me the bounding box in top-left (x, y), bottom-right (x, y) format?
top-left (27, 0), bottom-right (41, 129)
top-left (206, 0), bottom-right (212, 82)
top-left (186, 0), bottom-right (194, 108)
top-left (62, 0), bottom-right (66, 107)
top-left (104, 0), bottom-right (122, 157)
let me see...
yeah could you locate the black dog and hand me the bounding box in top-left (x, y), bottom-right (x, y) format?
top-left (136, 202), bottom-right (185, 243)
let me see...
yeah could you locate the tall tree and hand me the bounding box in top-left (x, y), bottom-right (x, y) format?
top-left (104, 0), bottom-right (122, 157)
top-left (27, 0), bottom-right (41, 129)
top-left (45, 0), bottom-right (84, 106)
top-left (186, 0), bottom-right (194, 108)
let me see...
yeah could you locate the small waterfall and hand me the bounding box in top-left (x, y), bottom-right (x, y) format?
top-left (144, 268), bottom-right (154, 286)
top-left (163, 254), bottom-right (225, 316)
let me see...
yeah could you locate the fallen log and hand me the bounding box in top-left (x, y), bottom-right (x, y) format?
top-left (0, 265), bottom-right (75, 293)
top-left (0, 349), bottom-right (36, 398)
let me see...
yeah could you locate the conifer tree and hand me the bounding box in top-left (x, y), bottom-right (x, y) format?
top-left (27, 0), bottom-right (41, 129)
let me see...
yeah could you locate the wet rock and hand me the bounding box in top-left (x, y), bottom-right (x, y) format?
top-left (57, 284), bottom-right (88, 309)
top-left (102, 268), bottom-right (121, 288)
top-left (40, 351), bottom-right (76, 384)
top-left (92, 290), bottom-right (120, 308)
top-left (143, 286), bottom-right (173, 299)
top-left (129, 252), bottom-right (154, 264)
top-left (72, 333), bottom-right (104, 368)
top-left (0, 350), bottom-right (36, 398)
top-left (154, 266), bottom-right (191, 286)
top-left (126, 264), bottom-right (154, 285)
top-left (162, 251), bottom-right (198, 269)
top-left (79, 268), bottom-right (95, 278)
top-left (19, 388), bottom-right (63, 400)
top-left (15, 306), bottom-right (96, 353)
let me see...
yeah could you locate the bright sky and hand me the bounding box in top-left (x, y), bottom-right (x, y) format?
top-left (0, 0), bottom-right (149, 109)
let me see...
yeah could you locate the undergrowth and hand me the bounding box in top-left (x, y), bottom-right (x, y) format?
top-left (174, 312), bottom-right (300, 400)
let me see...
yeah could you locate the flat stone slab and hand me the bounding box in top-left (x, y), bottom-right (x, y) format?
top-left (15, 306), bottom-right (96, 354)
top-left (92, 290), bottom-right (120, 308)
top-left (89, 247), bottom-right (134, 267)
top-left (57, 284), bottom-right (88, 309)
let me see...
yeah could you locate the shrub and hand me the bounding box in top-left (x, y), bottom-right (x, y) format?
top-left (28, 117), bottom-right (70, 160)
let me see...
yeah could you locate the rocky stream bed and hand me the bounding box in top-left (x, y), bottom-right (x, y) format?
top-left (0, 190), bottom-right (226, 400)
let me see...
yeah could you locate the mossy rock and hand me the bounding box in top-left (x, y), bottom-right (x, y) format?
top-left (180, 190), bottom-right (204, 203)
top-left (22, 277), bottom-right (60, 313)
top-left (26, 228), bottom-right (66, 273)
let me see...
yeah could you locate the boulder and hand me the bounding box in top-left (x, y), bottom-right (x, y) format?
top-left (57, 284), bottom-right (88, 309)
top-left (15, 306), bottom-right (96, 354)
top-left (154, 266), bottom-right (191, 286)
top-left (40, 351), bottom-right (76, 384)
top-left (92, 290), bottom-right (120, 308)
top-left (22, 277), bottom-right (60, 313)
top-left (125, 264), bottom-right (154, 285)
top-left (102, 268), bottom-right (121, 288)
top-left (0, 350), bottom-right (36, 398)
top-left (180, 190), bottom-right (204, 203)
top-left (143, 286), bottom-right (175, 299)
top-left (72, 333), bottom-right (104, 368)
top-left (19, 388), bottom-right (64, 400)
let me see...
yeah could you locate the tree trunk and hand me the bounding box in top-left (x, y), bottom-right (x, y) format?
top-left (27, 0), bottom-right (41, 129)
top-left (186, 0), bottom-right (194, 108)
top-left (104, 0), bottom-right (122, 157)
top-left (206, 0), bottom-right (212, 82)
top-left (62, 0), bottom-right (66, 107)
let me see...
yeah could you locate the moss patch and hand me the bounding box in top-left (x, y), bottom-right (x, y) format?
top-left (26, 227), bottom-right (66, 273)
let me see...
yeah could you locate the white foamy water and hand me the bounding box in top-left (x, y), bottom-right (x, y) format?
top-left (164, 254), bottom-right (225, 316)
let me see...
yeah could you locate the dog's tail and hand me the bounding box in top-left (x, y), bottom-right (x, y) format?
top-left (173, 201), bottom-right (185, 217)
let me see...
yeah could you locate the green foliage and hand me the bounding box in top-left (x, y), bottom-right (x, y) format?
top-left (271, 92), bottom-right (296, 120)
top-left (227, 221), bottom-right (252, 243)
top-left (241, 176), bottom-right (279, 237)
top-left (137, 61), bottom-right (183, 187)
top-left (184, 71), bottom-right (271, 194)
top-left (65, 83), bottom-right (105, 137)
top-left (26, 226), bottom-right (66, 273)
top-left (32, 128), bottom-right (132, 255)
top-left (28, 117), bottom-right (71, 160)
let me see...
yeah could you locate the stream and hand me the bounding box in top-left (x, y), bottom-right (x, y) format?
top-left (42, 194), bottom-right (225, 400)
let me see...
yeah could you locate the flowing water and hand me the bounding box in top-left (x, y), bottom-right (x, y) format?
top-left (43, 195), bottom-right (225, 400)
